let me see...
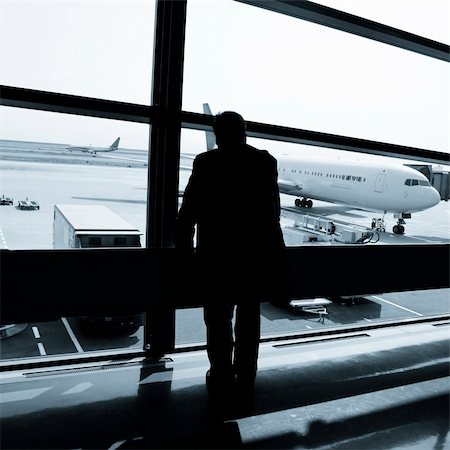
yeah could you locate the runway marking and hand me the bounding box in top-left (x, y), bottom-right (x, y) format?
top-left (0, 387), bottom-right (52, 404)
top-left (37, 343), bottom-right (47, 356)
top-left (61, 382), bottom-right (93, 395)
top-left (108, 440), bottom-right (129, 450)
top-left (32, 326), bottom-right (41, 339)
top-left (0, 227), bottom-right (8, 249)
top-left (371, 295), bottom-right (423, 316)
top-left (61, 317), bottom-right (84, 353)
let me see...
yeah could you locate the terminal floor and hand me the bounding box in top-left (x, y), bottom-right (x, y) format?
top-left (1, 321), bottom-right (449, 450)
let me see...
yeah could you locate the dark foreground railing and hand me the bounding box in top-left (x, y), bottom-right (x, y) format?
top-left (1, 244), bottom-right (449, 324)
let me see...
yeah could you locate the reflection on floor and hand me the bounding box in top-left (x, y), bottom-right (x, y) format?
top-left (1, 319), bottom-right (449, 449)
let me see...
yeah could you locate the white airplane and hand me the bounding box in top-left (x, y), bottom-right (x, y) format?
top-left (66, 137), bottom-right (120, 155)
top-left (276, 154), bottom-right (440, 234)
top-left (202, 104), bottom-right (441, 235)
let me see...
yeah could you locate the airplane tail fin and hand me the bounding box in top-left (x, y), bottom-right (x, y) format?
top-left (202, 103), bottom-right (216, 151)
top-left (107, 137), bottom-right (120, 151)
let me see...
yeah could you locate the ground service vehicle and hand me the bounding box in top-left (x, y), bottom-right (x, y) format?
top-left (1, 195), bottom-right (13, 205)
top-left (17, 198), bottom-right (39, 209)
top-left (54, 204), bottom-right (142, 249)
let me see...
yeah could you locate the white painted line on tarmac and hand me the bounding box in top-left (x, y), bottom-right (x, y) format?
top-left (61, 317), bottom-right (84, 353)
top-left (108, 440), bottom-right (128, 450)
top-left (37, 343), bottom-right (47, 356)
top-left (61, 382), bottom-right (93, 395)
top-left (371, 295), bottom-right (423, 316)
top-left (32, 326), bottom-right (41, 339)
top-left (0, 228), bottom-right (8, 249)
top-left (363, 318), bottom-right (372, 322)
top-left (0, 387), bottom-right (52, 404)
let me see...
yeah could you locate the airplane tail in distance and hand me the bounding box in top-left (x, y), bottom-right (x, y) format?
top-left (107, 137), bottom-right (120, 151)
top-left (202, 103), bottom-right (216, 151)
top-left (203, 103), bottom-right (212, 116)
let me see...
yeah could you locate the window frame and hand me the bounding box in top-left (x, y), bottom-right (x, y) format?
top-left (0, 0), bottom-right (449, 364)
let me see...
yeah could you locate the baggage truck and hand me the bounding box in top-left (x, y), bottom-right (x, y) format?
top-left (53, 204), bottom-right (142, 249)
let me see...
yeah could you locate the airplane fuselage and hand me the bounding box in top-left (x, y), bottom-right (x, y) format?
top-left (66, 137), bottom-right (120, 155)
top-left (277, 155), bottom-right (440, 214)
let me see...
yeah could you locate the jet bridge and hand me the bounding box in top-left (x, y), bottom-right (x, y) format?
top-left (281, 207), bottom-right (376, 245)
top-left (406, 164), bottom-right (450, 201)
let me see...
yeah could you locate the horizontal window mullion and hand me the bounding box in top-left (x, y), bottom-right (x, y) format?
top-left (180, 111), bottom-right (450, 166)
top-left (0, 85), bottom-right (155, 124)
top-left (236, 0), bottom-right (450, 62)
top-left (1, 85), bottom-right (448, 165)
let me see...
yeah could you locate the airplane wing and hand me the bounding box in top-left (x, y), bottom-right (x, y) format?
top-left (278, 178), bottom-right (303, 195)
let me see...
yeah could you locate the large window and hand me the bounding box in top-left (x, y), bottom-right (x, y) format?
top-left (1, 0), bottom-right (449, 364)
top-left (0, 1), bottom-right (155, 362)
top-left (177, 0), bottom-right (449, 347)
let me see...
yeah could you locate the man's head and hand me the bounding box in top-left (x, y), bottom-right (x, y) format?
top-left (213, 111), bottom-right (246, 147)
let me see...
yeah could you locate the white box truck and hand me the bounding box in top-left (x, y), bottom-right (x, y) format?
top-left (53, 204), bottom-right (143, 331)
top-left (54, 204), bottom-right (142, 249)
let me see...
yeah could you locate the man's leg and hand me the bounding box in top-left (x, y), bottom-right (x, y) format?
top-left (234, 301), bottom-right (261, 385)
top-left (203, 302), bottom-right (235, 387)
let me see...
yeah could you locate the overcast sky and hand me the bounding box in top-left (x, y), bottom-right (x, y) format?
top-left (0, 0), bottom-right (448, 164)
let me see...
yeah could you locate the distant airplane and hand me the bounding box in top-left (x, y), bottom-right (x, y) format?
top-left (202, 104), bottom-right (441, 234)
top-left (66, 137), bottom-right (120, 155)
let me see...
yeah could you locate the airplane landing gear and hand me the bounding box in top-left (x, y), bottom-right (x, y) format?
top-left (393, 218), bottom-right (406, 235)
top-left (295, 197), bottom-right (313, 208)
top-left (372, 213), bottom-right (407, 235)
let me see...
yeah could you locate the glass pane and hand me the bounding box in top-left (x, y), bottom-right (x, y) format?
top-left (176, 308), bottom-right (206, 347)
top-left (0, 108), bottom-right (149, 362)
top-left (314, 0), bottom-right (450, 45)
top-left (0, 107), bottom-right (149, 250)
top-left (0, 0), bottom-right (155, 104)
top-left (180, 129), bottom-right (450, 246)
top-left (183, 1), bottom-right (449, 153)
top-left (0, 317), bottom-right (144, 361)
top-left (259, 288), bottom-right (450, 339)
top-left (176, 129), bottom-right (449, 345)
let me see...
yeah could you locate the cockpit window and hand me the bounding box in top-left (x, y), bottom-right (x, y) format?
top-left (404, 178), bottom-right (431, 187)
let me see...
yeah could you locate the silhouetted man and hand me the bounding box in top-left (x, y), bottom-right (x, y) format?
top-left (175, 111), bottom-right (286, 394)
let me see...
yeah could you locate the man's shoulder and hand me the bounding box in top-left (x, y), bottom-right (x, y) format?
top-left (246, 144), bottom-right (273, 156)
top-left (247, 146), bottom-right (276, 165)
top-left (194, 146), bottom-right (275, 165)
top-left (193, 150), bottom-right (218, 165)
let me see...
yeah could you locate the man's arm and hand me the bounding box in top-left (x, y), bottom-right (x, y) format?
top-left (175, 157), bottom-right (200, 249)
top-left (270, 155), bottom-right (281, 219)
top-left (269, 154), bottom-right (285, 248)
